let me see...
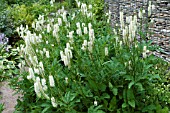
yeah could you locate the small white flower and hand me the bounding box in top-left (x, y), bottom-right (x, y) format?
top-left (148, 6), bottom-right (152, 17)
top-left (41, 78), bottom-right (46, 86)
top-left (89, 29), bottom-right (95, 42)
top-left (138, 10), bottom-right (142, 18)
top-left (67, 31), bottom-right (74, 43)
top-left (119, 12), bottom-right (124, 29)
top-left (49, 75), bottom-right (55, 87)
top-left (88, 23), bottom-right (92, 29)
top-left (34, 68), bottom-right (40, 75)
top-left (81, 40), bottom-right (88, 50)
top-left (76, 22), bottom-right (81, 28)
top-left (143, 46), bottom-right (147, 52)
top-left (53, 24), bottom-right (59, 32)
top-left (89, 4), bottom-right (92, 9)
top-left (39, 62), bottom-right (44, 72)
top-left (94, 100), bottom-right (97, 106)
top-left (83, 27), bottom-right (88, 34)
top-left (65, 77), bottom-right (68, 83)
top-left (88, 41), bottom-right (93, 53)
top-left (47, 24), bottom-right (51, 33)
top-left (105, 47), bottom-right (108, 56)
top-left (51, 97), bottom-right (58, 107)
top-left (77, 1), bottom-right (81, 8)
top-left (34, 82), bottom-right (41, 97)
top-left (87, 12), bottom-right (93, 18)
top-left (50, 0), bottom-right (54, 6)
top-left (46, 41), bottom-right (48, 44)
top-left (58, 18), bottom-right (62, 26)
top-left (76, 28), bottom-right (82, 36)
top-left (41, 78), bottom-right (48, 91)
top-left (18, 63), bottom-right (22, 69)
top-left (119, 41), bottom-right (122, 47)
top-left (32, 22), bottom-right (35, 28)
top-left (63, 55), bottom-right (69, 66)
top-left (142, 46), bottom-right (149, 58)
top-left (126, 16), bottom-right (132, 23)
top-left (46, 51), bottom-right (50, 58)
top-left (152, 5), bottom-right (155, 10)
top-left (43, 48), bottom-right (46, 52)
top-left (71, 13), bottom-right (75, 20)
top-left (28, 68), bottom-right (35, 80)
top-left (62, 11), bottom-right (67, 22)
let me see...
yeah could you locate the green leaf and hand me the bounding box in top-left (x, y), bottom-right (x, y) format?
top-left (128, 81), bottom-right (135, 89)
top-left (142, 104), bottom-right (156, 112)
top-left (127, 89), bottom-right (135, 100)
top-left (88, 79), bottom-right (98, 91)
top-left (128, 100), bottom-right (135, 108)
top-left (108, 96), bottom-right (116, 111)
top-left (99, 84), bottom-right (106, 92)
top-left (124, 75), bottom-right (133, 81)
top-left (112, 88), bottom-right (118, 96)
top-left (122, 103), bottom-right (127, 108)
top-left (109, 82), bottom-right (113, 89)
top-left (109, 82), bottom-right (118, 96)
top-left (101, 93), bottom-right (110, 99)
top-left (135, 82), bottom-right (144, 91)
top-left (97, 110), bottom-right (105, 113)
top-left (42, 107), bottom-right (50, 113)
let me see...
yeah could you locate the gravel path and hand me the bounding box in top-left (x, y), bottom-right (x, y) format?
top-left (0, 81), bottom-right (19, 113)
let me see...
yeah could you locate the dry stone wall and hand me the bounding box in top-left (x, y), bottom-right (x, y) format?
top-left (105, 0), bottom-right (170, 38)
top-left (105, 0), bottom-right (170, 62)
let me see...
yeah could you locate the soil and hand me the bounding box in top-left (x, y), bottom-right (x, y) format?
top-left (0, 81), bottom-right (20, 113)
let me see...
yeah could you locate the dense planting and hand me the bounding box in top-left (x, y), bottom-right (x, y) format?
top-left (0, 0), bottom-right (169, 113)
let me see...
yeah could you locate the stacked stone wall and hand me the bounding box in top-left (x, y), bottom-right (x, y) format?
top-left (105, 0), bottom-right (170, 62)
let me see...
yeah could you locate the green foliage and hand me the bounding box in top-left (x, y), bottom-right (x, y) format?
top-left (0, 103), bottom-right (4, 113)
top-left (90, 0), bottom-right (105, 20)
top-left (0, 1), bottom-right (14, 37)
top-left (9, 3), bottom-right (50, 27)
top-left (0, 44), bottom-right (20, 82)
top-left (9, 0), bottom-right (169, 112)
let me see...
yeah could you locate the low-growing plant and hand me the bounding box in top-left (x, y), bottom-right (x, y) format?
top-left (11, 0), bottom-right (169, 112)
top-left (0, 103), bottom-right (4, 113)
top-left (0, 33), bottom-right (20, 82)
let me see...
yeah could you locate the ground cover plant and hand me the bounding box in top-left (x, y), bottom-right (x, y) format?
top-left (7, 0), bottom-right (170, 112)
top-left (0, 33), bottom-right (20, 82)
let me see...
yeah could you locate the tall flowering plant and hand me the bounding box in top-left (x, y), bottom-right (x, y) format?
top-left (14, 0), bottom-right (169, 112)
